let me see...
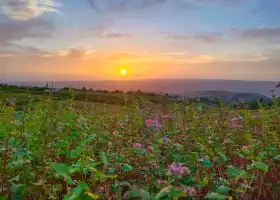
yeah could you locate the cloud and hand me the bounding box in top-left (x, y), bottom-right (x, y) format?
top-left (0, 45), bottom-right (97, 59)
top-left (87, 0), bottom-right (247, 14)
top-left (78, 19), bottom-right (115, 37)
top-left (162, 52), bottom-right (189, 55)
top-left (100, 33), bottom-right (132, 38)
top-left (159, 30), bottom-right (189, 40)
top-left (238, 27), bottom-right (280, 42)
top-left (0, 0), bottom-right (61, 20)
top-left (0, 44), bottom-right (56, 58)
top-left (58, 48), bottom-right (97, 58)
top-left (218, 53), bottom-right (270, 62)
top-left (192, 33), bottom-right (222, 43)
top-left (0, 19), bottom-right (55, 44)
top-left (87, 0), bottom-right (170, 12)
top-left (160, 30), bottom-right (221, 43)
top-left (100, 51), bottom-right (215, 64)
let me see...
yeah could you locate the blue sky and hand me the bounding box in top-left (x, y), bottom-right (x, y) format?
top-left (0, 0), bottom-right (280, 81)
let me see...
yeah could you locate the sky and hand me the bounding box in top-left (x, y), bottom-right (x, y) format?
top-left (0, 0), bottom-right (279, 82)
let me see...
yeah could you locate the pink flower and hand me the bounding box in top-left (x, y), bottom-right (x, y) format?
top-left (231, 124), bottom-right (243, 129)
top-left (184, 187), bottom-right (196, 196)
top-left (24, 160), bottom-right (31, 164)
top-left (112, 131), bottom-right (118, 135)
top-left (10, 103), bottom-right (14, 108)
top-left (242, 145), bottom-right (249, 149)
top-left (168, 163), bottom-right (190, 176)
top-left (134, 143), bottom-right (142, 148)
top-left (149, 160), bottom-right (158, 169)
top-left (145, 119), bottom-right (161, 129)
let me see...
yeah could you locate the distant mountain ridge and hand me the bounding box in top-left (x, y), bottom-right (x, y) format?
top-left (2, 79), bottom-right (279, 97)
top-left (183, 90), bottom-right (271, 101)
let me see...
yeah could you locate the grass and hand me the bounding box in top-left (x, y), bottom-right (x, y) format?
top-left (0, 93), bottom-right (279, 200)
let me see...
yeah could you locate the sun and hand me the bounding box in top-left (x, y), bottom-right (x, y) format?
top-left (120, 68), bottom-right (127, 75)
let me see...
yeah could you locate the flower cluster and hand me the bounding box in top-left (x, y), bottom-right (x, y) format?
top-left (229, 117), bottom-right (243, 130)
top-left (145, 119), bottom-right (161, 129)
top-left (168, 163), bottom-right (190, 176)
top-left (134, 143), bottom-right (143, 148)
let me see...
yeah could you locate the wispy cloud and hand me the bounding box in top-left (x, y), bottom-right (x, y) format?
top-left (87, 0), bottom-right (170, 12)
top-left (162, 52), bottom-right (189, 55)
top-left (0, 19), bottom-right (55, 44)
top-left (100, 33), bottom-right (132, 38)
top-left (87, 0), bottom-right (247, 14)
top-left (160, 30), bottom-right (221, 43)
top-left (192, 33), bottom-right (222, 43)
top-left (0, 0), bottom-right (61, 20)
top-left (159, 30), bottom-right (189, 40)
top-left (219, 53), bottom-right (270, 62)
top-left (238, 27), bottom-right (280, 42)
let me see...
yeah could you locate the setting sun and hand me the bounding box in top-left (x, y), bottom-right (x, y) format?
top-left (120, 69), bottom-right (127, 75)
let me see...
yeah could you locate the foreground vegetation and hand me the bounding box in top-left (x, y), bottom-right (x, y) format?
top-left (0, 89), bottom-right (279, 200)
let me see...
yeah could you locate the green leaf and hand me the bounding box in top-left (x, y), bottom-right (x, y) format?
top-left (218, 152), bottom-right (228, 162)
top-left (127, 187), bottom-right (150, 200)
top-left (205, 192), bottom-right (227, 200)
top-left (0, 195), bottom-right (8, 200)
top-left (51, 163), bottom-right (69, 174)
top-left (121, 164), bottom-right (133, 172)
top-left (68, 182), bottom-right (89, 199)
top-left (61, 174), bottom-right (73, 185)
top-left (8, 175), bottom-right (20, 183)
top-left (201, 177), bottom-right (209, 186)
top-left (155, 186), bottom-right (172, 200)
top-left (251, 162), bottom-right (269, 173)
top-left (237, 171), bottom-right (250, 179)
top-left (81, 135), bottom-right (96, 145)
top-left (51, 163), bottom-right (73, 184)
top-left (8, 137), bottom-right (16, 146)
top-left (70, 146), bottom-right (82, 158)
top-left (202, 159), bottom-right (212, 167)
top-left (227, 166), bottom-right (241, 178)
top-left (227, 166), bottom-right (250, 180)
top-left (10, 184), bottom-right (26, 200)
top-left (170, 152), bottom-right (182, 162)
top-left (169, 188), bottom-right (186, 199)
top-left (190, 152), bottom-right (198, 164)
top-left (100, 151), bottom-right (108, 166)
top-left (217, 185), bottom-right (232, 193)
top-left (274, 155), bottom-right (280, 161)
top-left (54, 140), bottom-right (69, 148)
top-left (225, 138), bottom-right (234, 144)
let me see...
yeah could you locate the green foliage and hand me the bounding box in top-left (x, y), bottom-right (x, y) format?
top-left (0, 88), bottom-right (279, 199)
top-left (205, 192), bottom-right (227, 200)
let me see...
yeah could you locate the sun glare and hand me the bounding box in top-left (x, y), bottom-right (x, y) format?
top-left (120, 69), bottom-right (127, 75)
